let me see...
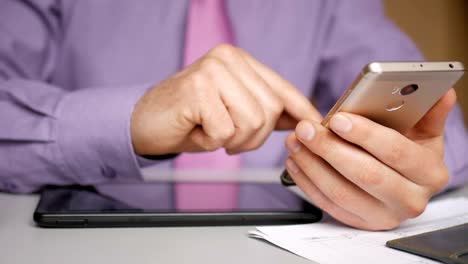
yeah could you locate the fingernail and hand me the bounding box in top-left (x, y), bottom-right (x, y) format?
top-left (286, 137), bottom-right (301, 153)
top-left (296, 121), bottom-right (315, 141)
top-left (286, 158), bottom-right (300, 174)
top-left (330, 114), bottom-right (352, 133)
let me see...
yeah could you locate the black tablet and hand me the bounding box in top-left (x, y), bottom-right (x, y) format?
top-left (34, 177), bottom-right (322, 228)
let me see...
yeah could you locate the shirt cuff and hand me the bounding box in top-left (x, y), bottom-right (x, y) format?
top-left (55, 84), bottom-right (151, 185)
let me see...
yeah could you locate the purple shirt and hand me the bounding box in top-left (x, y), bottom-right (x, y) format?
top-left (1, 0), bottom-right (467, 193)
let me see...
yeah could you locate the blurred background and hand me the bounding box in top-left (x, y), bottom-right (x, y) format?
top-left (385, 0), bottom-right (468, 124)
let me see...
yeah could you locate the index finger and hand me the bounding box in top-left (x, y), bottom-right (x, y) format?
top-left (235, 48), bottom-right (323, 123)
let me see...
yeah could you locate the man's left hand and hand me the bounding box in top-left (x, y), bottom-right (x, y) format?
top-left (285, 89), bottom-right (457, 230)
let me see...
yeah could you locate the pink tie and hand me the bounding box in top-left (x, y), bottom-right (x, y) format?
top-left (174, 0), bottom-right (240, 210)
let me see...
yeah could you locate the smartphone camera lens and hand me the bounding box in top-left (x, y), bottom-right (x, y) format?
top-left (449, 64), bottom-right (454, 69)
top-left (399, 84), bottom-right (419, 96)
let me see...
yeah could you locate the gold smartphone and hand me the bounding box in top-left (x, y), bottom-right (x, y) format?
top-left (281, 61), bottom-right (465, 187)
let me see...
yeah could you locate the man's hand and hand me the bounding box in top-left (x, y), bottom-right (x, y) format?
top-left (131, 44), bottom-right (321, 156)
top-left (285, 89), bottom-right (457, 231)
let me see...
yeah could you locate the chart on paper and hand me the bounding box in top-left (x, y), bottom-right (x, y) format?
top-left (249, 198), bottom-right (468, 264)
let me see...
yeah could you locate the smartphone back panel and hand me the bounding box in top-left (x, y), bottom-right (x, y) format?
top-left (323, 62), bottom-right (465, 133)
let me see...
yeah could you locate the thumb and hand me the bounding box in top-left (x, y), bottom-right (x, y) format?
top-left (410, 88), bottom-right (457, 138)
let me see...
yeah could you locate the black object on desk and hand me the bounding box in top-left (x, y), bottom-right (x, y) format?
top-left (34, 179), bottom-right (322, 228)
top-left (387, 223), bottom-right (468, 264)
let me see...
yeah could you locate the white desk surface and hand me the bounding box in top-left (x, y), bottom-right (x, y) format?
top-left (1, 184), bottom-right (467, 264)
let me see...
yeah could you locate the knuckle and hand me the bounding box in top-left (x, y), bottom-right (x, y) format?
top-left (209, 44), bottom-right (237, 59)
top-left (199, 56), bottom-right (222, 73)
top-left (223, 138), bottom-right (240, 151)
top-left (202, 144), bottom-right (219, 152)
top-left (267, 97), bottom-right (284, 117)
top-left (431, 165), bottom-right (449, 192)
top-left (404, 198), bottom-right (427, 218)
top-left (248, 114), bottom-right (266, 131)
top-left (207, 125), bottom-right (235, 145)
top-left (218, 125), bottom-right (236, 142)
top-left (201, 138), bottom-right (223, 152)
top-left (328, 185), bottom-right (350, 205)
top-left (384, 144), bottom-right (405, 165)
top-left (186, 72), bottom-right (206, 90)
top-left (357, 161), bottom-right (384, 186)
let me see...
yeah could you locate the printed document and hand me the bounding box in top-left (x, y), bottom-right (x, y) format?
top-left (249, 198), bottom-right (468, 264)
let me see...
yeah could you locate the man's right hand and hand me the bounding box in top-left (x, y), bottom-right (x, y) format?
top-left (131, 44), bottom-right (321, 156)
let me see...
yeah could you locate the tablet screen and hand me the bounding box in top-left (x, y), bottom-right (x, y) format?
top-left (36, 181), bottom-right (313, 214)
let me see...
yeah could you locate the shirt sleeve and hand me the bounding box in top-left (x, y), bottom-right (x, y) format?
top-left (314, 0), bottom-right (468, 189)
top-left (0, 0), bottom-right (149, 193)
